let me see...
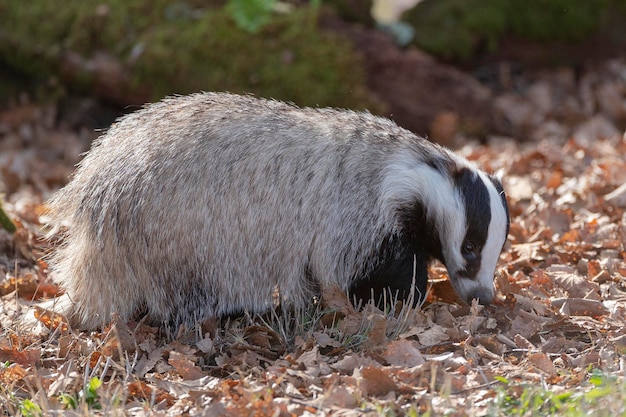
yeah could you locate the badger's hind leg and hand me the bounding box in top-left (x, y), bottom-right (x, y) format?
top-left (350, 252), bottom-right (429, 308)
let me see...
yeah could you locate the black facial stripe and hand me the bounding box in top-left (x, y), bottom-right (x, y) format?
top-left (454, 168), bottom-right (491, 280)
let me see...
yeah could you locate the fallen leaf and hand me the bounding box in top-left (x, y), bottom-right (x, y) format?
top-left (509, 313), bottom-right (543, 340)
top-left (0, 363), bottom-right (27, 384)
top-left (360, 366), bottom-right (398, 397)
top-left (331, 354), bottom-right (378, 374)
top-left (382, 340), bottom-right (425, 367)
top-left (321, 284), bottom-right (355, 315)
top-left (363, 311), bottom-right (388, 349)
top-left (528, 352), bottom-right (557, 377)
top-left (546, 266), bottom-right (600, 299)
top-left (313, 331), bottom-right (341, 349)
top-left (416, 324), bottom-right (450, 346)
top-left (323, 385), bottom-right (357, 408)
top-left (551, 298), bottom-right (609, 318)
top-left (0, 347), bottom-right (41, 367)
top-left (127, 380), bottom-right (176, 406)
top-left (513, 334), bottom-right (536, 351)
top-left (169, 351), bottom-right (206, 380)
top-left (33, 305), bottom-right (69, 332)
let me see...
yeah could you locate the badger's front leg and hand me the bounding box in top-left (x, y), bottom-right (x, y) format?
top-left (349, 251), bottom-right (429, 308)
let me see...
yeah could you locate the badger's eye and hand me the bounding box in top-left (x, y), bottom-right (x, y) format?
top-left (462, 241), bottom-right (476, 256)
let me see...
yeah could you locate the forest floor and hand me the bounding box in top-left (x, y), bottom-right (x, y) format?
top-left (1, 58), bottom-right (626, 416)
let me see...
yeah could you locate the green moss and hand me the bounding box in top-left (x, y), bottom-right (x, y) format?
top-left (0, 0), bottom-right (374, 110)
top-left (132, 8), bottom-right (360, 108)
top-left (0, 2), bottom-right (72, 78)
top-left (324, 0), bottom-right (375, 26)
top-left (404, 0), bottom-right (624, 61)
top-left (506, 0), bottom-right (607, 42)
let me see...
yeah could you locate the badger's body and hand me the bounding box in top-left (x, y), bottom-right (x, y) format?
top-left (40, 92), bottom-right (509, 331)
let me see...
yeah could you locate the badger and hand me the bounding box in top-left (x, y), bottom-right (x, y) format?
top-left (35, 92), bottom-right (509, 332)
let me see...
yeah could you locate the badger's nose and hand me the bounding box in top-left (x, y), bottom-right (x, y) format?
top-left (467, 288), bottom-right (494, 305)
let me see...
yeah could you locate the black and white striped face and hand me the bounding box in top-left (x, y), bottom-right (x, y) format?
top-left (442, 168), bottom-right (509, 305)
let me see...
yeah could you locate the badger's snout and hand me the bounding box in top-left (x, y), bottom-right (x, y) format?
top-left (466, 287), bottom-right (494, 305)
top-left (450, 274), bottom-right (495, 306)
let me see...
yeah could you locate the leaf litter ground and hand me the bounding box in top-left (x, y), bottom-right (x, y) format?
top-left (1, 80), bottom-right (626, 416)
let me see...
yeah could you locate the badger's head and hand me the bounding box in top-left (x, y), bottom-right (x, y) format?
top-left (382, 152), bottom-right (510, 305)
top-left (440, 167), bottom-right (510, 305)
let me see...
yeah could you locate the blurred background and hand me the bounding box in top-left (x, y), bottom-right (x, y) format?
top-left (0, 0), bottom-right (625, 198)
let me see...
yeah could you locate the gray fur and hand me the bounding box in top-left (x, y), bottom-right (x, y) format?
top-left (39, 92), bottom-right (507, 331)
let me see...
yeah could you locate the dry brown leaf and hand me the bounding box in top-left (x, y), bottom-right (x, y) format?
top-left (196, 336), bottom-right (215, 354)
top-left (513, 294), bottom-right (551, 315)
top-left (511, 242), bottom-right (548, 262)
top-left (429, 279), bottom-right (463, 304)
top-left (323, 385), bottom-right (358, 408)
top-left (458, 301), bottom-right (488, 335)
top-left (552, 298), bottom-right (609, 318)
top-left (610, 334), bottom-right (626, 355)
top-left (0, 363), bottom-right (27, 384)
top-left (360, 366), bottom-right (398, 397)
top-left (321, 284), bottom-right (355, 315)
top-left (363, 311), bottom-right (388, 350)
top-left (495, 269), bottom-right (513, 296)
top-left (0, 274), bottom-right (61, 299)
top-left (169, 351), bottom-right (206, 380)
top-left (297, 345), bottom-right (322, 369)
top-left (107, 314), bottom-right (137, 352)
top-left (464, 342), bottom-right (501, 364)
top-left (127, 380), bottom-right (176, 406)
top-left (416, 324), bottom-right (450, 347)
top-left (244, 325), bottom-right (282, 352)
top-left (546, 266), bottom-right (601, 299)
top-left (98, 314), bottom-right (137, 361)
top-left (528, 352), bottom-right (557, 377)
top-left (474, 335), bottom-right (506, 356)
top-left (313, 331), bottom-right (341, 349)
top-left (331, 354), bottom-right (379, 374)
top-left (513, 334), bottom-right (536, 351)
top-left (134, 346), bottom-right (166, 378)
top-left (337, 312), bottom-right (368, 339)
top-left (382, 340), bottom-right (425, 367)
top-left (89, 351), bottom-right (103, 369)
top-left (566, 351), bottom-right (601, 369)
top-left (509, 314), bottom-right (543, 340)
top-left (0, 347), bottom-right (40, 367)
top-left (586, 259), bottom-right (602, 280)
top-left (33, 305), bottom-right (69, 332)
